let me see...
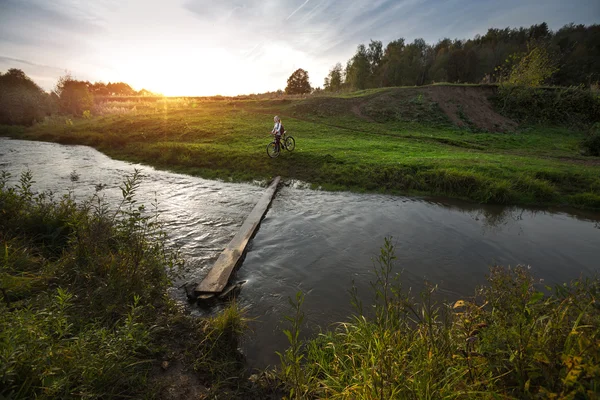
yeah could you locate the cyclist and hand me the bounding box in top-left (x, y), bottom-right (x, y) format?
top-left (271, 115), bottom-right (284, 151)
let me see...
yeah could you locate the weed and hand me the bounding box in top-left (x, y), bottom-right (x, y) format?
top-left (279, 239), bottom-right (600, 399)
top-left (277, 292), bottom-right (313, 399)
top-left (0, 171), bottom-right (269, 399)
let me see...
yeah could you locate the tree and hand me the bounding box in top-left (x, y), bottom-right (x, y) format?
top-left (367, 40), bottom-right (383, 86)
top-left (447, 48), bottom-right (478, 83)
top-left (55, 73), bottom-right (94, 115)
top-left (324, 63), bottom-right (343, 92)
top-left (506, 45), bottom-right (558, 86)
top-left (90, 82), bottom-right (109, 96)
top-left (380, 38), bottom-right (406, 86)
top-left (0, 68), bottom-right (50, 125)
top-left (107, 82), bottom-right (136, 96)
top-left (285, 69), bottom-right (312, 94)
top-left (346, 44), bottom-right (371, 90)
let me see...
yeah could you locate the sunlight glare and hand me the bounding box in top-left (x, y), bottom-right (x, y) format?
top-left (120, 48), bottom-right (244, 96)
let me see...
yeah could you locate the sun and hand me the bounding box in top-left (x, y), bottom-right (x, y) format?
top-left (119, 48), bottom-right (248, 97)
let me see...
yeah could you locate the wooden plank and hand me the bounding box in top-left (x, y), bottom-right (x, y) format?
top-left (195, 177), bottom-right (281, 294)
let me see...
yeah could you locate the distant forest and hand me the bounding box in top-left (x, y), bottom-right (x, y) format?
top-left (323, 22), bottom-right (600, 91)
top-left (1, 21), bottom-right (599, 125)
top-left (0, 70), bottom-right (160, 125)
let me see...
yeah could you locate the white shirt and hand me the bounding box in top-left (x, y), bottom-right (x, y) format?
top-left (272, 122), bottom-right (282, 135)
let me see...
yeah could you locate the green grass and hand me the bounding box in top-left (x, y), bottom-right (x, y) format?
top-left (277, 239), bottom-right (600, 399)
top-left (1, 86), bottom-right (599, 209)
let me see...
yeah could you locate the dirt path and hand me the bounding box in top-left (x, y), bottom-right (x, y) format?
top-left (422, 86), bottom-right (517, 132)
top-left (351, 103), bottom-right (375, 122)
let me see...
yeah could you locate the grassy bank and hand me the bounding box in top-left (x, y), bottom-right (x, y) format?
top-left (1, 85), bottom-right (600, 210)
top-left (277, 239), bottom-right (600, 399)
top-left (0, 171), bottom-right (279, 399)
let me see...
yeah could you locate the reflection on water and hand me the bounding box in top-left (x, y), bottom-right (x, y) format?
top-left (237, 187), bottom-right (600, 367)
top-left (1, 137), bottom-right (599, 369)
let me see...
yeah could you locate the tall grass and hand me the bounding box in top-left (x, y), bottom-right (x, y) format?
top-left (0, 170), bottom-right (273, 399)
top-left (0, 169), bottom-right (174, 398)
top-left (278, 238), bottom-right (600, 399)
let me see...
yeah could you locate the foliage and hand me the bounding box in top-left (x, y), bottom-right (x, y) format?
top-left (581, 123), bottom-right (600, 156)
top-left (0, 69), bottom-right (52, 125)
top-left (0, 170), bottom-right (173, 398)
top-left (493, 85), bottom-right (600, 126)
top-left (510, 47), bottom-right (557, 86)
top-left (0, 170), bottom-right (272, 399)
top-left (278, 238), bottom-right (600, 399)
top-left (345, 44), bottom-right (371, 90)
top-left (325, 22), bottom-right (599, 90)
top-left (55, 74), bottom-right (94, 116)
top-left (277, 292), bottom-right (311, 399)
top-left (285, 69), bottom-right (312, 95)
top-left (324, 63), bottom-right (344, 92)
top-left (498, 45), bottom-right (559, 86)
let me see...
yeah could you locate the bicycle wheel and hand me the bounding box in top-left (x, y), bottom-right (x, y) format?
top-left (284, 136), bottom-right (295, 151)
top-left (266, 142), bottom-right (280, 158)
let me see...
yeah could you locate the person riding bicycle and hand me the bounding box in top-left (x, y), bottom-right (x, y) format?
top-left (271, 116), bottom-right (284, 150)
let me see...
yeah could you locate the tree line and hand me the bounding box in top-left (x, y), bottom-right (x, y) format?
top-left (0, 69), bottom-right (158, 125)
top-left (322, 22), bottom-right (600, 91)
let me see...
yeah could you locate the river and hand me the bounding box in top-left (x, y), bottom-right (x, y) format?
top-left (1, 137), bottom-right (598, 368)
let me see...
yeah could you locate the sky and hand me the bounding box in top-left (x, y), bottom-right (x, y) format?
top-left (0, 0), bottom-right (598, 96)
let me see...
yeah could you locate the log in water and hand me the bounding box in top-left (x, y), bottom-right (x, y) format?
top-left (194, 177), bottom-right (281, 295)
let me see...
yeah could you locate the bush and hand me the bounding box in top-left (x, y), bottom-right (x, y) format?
top-left (0, 170), bottom-right (175, 398)
top-left (581, 123), bottom-right (600, 156)
top-left (493, 85), bottom-right (600, 126)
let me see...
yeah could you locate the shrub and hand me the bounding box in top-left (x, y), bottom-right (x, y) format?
top-left (0, 170), bottom-right (175, 398)
top-left (581, 123), bottom-right (600, 156)
top-left (493, 85), bottom-right (600, 126)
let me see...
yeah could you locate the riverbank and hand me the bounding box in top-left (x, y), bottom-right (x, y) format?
top-left (1, 85), bottom-right (599, 210)
top-left (0, 171), bottom-right (280, 399)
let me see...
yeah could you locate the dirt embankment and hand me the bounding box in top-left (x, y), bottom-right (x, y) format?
top-left (343, 85), bottom-right (518, 132)
top-left (421, 86), bottom-right (517, 132)
top-left (267, 85), bottom-right (518, 132)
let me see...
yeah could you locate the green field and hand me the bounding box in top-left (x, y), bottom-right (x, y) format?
top-left (2, 85), bottom-right (599, 209)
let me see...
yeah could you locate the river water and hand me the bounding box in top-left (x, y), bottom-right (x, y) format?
top-left (1, 137), bottom-right (599, 368)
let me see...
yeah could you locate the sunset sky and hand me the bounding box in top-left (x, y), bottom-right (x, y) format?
top-left (0, 0), bottom-right (597, 96)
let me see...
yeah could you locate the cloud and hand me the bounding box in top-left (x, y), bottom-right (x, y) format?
top-left (286, 0), bottom-right (311, 20)
top-left (0, 56), bottom-right (62, 71)
top-left (0, 56), bottom-right (66, 91)
top-left (0, 0), bottom-right (107, 36)
top-left (1, 0), bottom-right (597, 95)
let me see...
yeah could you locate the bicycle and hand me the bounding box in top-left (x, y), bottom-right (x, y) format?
top-left (267, 131), bottom-right (295, 158)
